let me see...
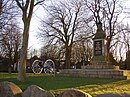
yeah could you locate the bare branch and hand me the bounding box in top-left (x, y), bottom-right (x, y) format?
top-left (34, 0), bottom-right (45, 6)
top-left (15, 0), bottom-right (23, 10)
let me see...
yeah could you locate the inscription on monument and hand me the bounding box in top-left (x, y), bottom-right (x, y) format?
top-left (94, 40), bottom-right (102, 56)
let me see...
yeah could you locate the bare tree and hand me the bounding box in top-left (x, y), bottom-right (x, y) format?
top-left (15, 0), bottom-right (45, 82)
top-left (72, 37), bottom-right (92, 64)
top-left (0, 22), bottom-right (22, 73)
top-left (0, 0), bottom-right (18, 31)
top-left (28, 48), bottom-right (38, 58)
top-left (39, 0), bottom-right (85, 69)
top-left (104, 0), bottom-right (123, 62)
top-left (40, 44), bottom-right (59, 60)
top-left (117, 23), bottom-right (130, 69)
top-left (0, 0), bottom-right (20, 71)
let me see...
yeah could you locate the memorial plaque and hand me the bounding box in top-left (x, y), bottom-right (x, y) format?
top-left (94, 40), bottom-right (102, 56)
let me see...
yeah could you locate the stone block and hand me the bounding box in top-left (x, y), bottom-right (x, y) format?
top-left (58, 89), bottom-right (92, 97)
top-left (0, 81), bottom-right (22, 97)
top-left (22, 85), bottom-right (54, 97)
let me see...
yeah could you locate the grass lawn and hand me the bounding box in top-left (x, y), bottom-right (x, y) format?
top-left (0, 73), bottom-right (130, 97)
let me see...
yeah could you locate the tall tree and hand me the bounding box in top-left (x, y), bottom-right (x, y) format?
top-left (39, 0), bottom-right (85, 69)
top-left (15, 0), bottom-right (44, 82)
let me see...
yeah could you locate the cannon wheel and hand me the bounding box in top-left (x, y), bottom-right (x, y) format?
top-left (43, 59), bottom-right (55, 74)
top-left (32, 60), bottom-right (43, 74)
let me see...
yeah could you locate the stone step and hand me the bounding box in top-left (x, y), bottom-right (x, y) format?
top-left (59, 69), bottom-right (130, 80)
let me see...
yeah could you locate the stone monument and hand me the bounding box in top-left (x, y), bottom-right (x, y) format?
top-left (90, 22), bottom-right (113, 69)
top-left (59, 22), bottom-right (130, 80)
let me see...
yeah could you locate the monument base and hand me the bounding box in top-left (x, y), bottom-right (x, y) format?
top-left (81, 64), bottom-right (114, 69)
top-left (89, 61), bottom-right (113, 69)
top-left (59, 69), bottom-right (130, 80)
top-left (91, 55), bottom-right (114, 69)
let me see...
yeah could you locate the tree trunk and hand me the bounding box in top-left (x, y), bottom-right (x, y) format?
top-left (8, 64), bottom-right (12, 74)
top-left (126, 51), bottom-right (130, 70)
top-left (8, 53), bottom-right (13, 74)
top-left (106, 37), bottom-right (112, 65)
top-left (65, 46), bottom-right (72, 69)
top-left (15, 0), bottom-right (35, 82)
top-left (0, 0), bottom-right (2, 15)
top-left (106, 39), bottom-right (110, 59)
top-left (17, 22), bottom-right (30, 82)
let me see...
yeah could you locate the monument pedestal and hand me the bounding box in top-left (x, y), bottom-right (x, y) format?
top-left (91, 22), bottom-right (113, 69)
top-left (91, 56), bottom-right (113, 69)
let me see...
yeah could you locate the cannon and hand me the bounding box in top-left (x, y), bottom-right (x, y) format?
top-left (31, 59), bottom-right (55, 74)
